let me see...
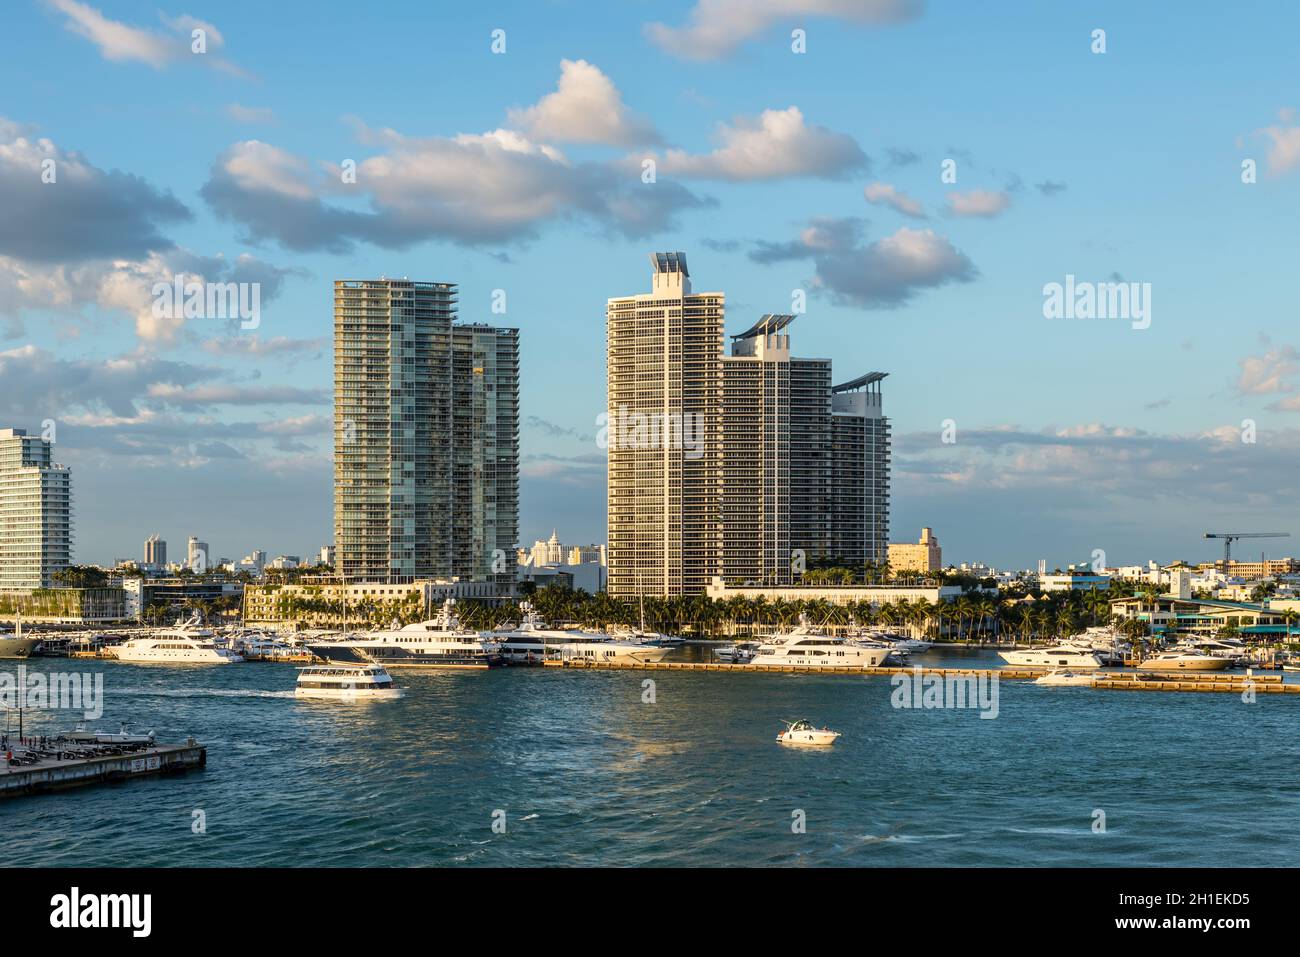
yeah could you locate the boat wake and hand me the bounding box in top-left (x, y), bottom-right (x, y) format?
top-left (123, 688), bottom-right (296, 700)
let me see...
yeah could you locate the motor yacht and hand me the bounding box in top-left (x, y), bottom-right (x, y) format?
top-left (112, 616), bottom-right (244, 664)
top-left (1140, 649), bottom-right (1230, 672)
top-left (308, 599), bottom-right (503, 669)
top-left (1034, 670), bottom-right (1096, 687)
top-left (750, 617), bottom-right (892, 669)
top-left (998, 646), bottom-right (1104, 669)
top-left (715, 640), bottom-right (760, 663)
top-left (776, 720), bottom-right (841, 746)
top-left (67, 721), bottom-right (156, 745)
top-left (295, 664), bottom-right (404, 700)
top-left (0, 613), bottom-right (39, 659)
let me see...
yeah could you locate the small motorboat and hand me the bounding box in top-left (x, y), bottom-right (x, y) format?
top-left (1034, 669), bottom-right (1096, 687)
top-left (776, 719), bottom-right (841, 746)
top-left (66, 721), bottom-right (156, 745)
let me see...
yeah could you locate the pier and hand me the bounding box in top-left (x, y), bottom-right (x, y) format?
top-left (1, 741), bottom-right (206, 799)
top-left (543, 659), bottom-right (1300, 692)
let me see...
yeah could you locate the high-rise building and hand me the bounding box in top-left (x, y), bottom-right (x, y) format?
top-left (144, 533), bottom-right (167, 567)
top-left (606, 255), bottom-right (890, 597)
top-left (333, 278), bottom-right (519, 585)
top-left (0, 427), bottom-right (72, 589)
top-left (606, 253), bottom-right (723, 598)
top-left (187, 535), bottom-right (209, 572)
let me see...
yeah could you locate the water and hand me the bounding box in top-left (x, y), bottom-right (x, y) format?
top-left (5, 649), bottom-right (1298, 866)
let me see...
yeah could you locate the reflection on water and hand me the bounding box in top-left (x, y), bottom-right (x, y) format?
top-left (6, 654), bottom-right (1298, 867)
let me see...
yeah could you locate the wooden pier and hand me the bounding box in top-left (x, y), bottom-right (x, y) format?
top-left (543, 659), bottom-right (1300, 692)
top-left (1, 741), bottom-right (206, 799)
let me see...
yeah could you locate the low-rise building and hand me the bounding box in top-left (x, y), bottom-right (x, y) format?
top-left (888, 527), bottom-right (941, 574)
top-left (0, 587), bottom-right (126, 623)
top-left (1110, 594), bottom-right (1289, 640)
top-left (244, 578), bottom-right (511, 627)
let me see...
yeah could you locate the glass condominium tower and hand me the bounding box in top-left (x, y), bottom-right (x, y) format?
top-left (334, 279), bottom-right (519, 586)
top-left (0, 428), bottom-right (72, 589)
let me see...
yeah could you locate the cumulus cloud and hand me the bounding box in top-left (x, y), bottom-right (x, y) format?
top-left (44, 0), bottom-right (247, 76)
top-left (945, 188), bottom-right (1011, 217)
top-left (749, 216), bottom-right (976, 308)
top-left (645, 0), bottom-right (922, 60)
top-left (0, 120), bottom-right (191, 263)
top-left (202, 130), bottom-right (713, 251)
top-left (863, 181), bottom-right (925, 217)
top-left (1236, 344), bottom-right (1300, 403)
top-left (507, 59), bottom-right (660, 146)
top-left (659, 106), bottom-right (867, 181)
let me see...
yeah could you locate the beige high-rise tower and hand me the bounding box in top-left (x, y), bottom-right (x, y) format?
top-left (606, 253), bottom-right (722, 597)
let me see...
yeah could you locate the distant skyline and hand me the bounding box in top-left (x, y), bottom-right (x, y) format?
top-left (3, 1), bottom-right (1300, 570)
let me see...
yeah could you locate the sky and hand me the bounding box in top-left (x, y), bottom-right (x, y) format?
top-left (2, 0), bottom-right (1300, 571)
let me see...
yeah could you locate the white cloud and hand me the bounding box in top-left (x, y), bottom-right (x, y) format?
top-left (863, 181), bottom-right (925, 217)
top-left (1237, 344), bottom-right (1298, 395)
top-left (45, 0), bottom-right (246, 75)
top-left (945, 189), bottom-right (1011, 217)
top-left (507, 59), bottom-right (659, 146)
top-left (660, 106), bottom-right (866, 181)
top-left (645, 0), bottom-right (922, 60)
top-left (1258, 108), bottom-right (1300, 175)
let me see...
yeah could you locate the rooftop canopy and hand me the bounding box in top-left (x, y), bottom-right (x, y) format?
top-left (832, 371), bottom-right (889, 393)
top-left (732, 313), bottom-right (796, 340)
top-left (648, 251), bottom-right (689, 276)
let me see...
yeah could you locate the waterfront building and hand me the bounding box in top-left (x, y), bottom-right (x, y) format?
top-left (0, 428), bottom-right (71, 590)
top-left (888, 527), bottom-right (942, 575)
top-left (334, 279), bottom-right (519, 587)
top-left (0, 587), bottom-right (124, 623)
top-left (606, 254), bottom-right (890, 598)
top-left (1110, 594), bottom-right (1288, 640)
top-left (244, 578), bottom-right (508, 627)
top-left (120, 577), bottom-right (241, 622)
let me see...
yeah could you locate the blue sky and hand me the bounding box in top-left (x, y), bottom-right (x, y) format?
top-left (3, 0), bottom-right (1300, 570)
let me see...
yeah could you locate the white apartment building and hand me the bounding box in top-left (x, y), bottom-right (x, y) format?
top-left (0, 428), bottom-right (72, 589)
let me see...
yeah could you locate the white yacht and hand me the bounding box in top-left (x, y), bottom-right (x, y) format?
top-left (999, 646), bottom-right (1104, 669)
top-left (554, 633), bottom-right (673, 665)
top-left (112, 616), bottom-right (244, 664)
top-left (308, 599), bottom-right (503, 669)
top-left (750, 618), bottom-right (892, 669)
top-left (715, 640), bottom-right (760, 663)
top-left (295, 664), bottom-right (404, 700)
top-left (1140, 650), bottom-right (1229, 672)
top-left (488, 602), bottom-right (672, 665)
top-left (1034, 670), bottom-right (1096, 687)
top-left (776, 720), bottom-right (841, 746)
top-left (1059, 626), bottom-right (1131, 664)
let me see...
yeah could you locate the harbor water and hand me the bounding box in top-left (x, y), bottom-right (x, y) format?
top-left (6, 649), bottom-right (1299, 867)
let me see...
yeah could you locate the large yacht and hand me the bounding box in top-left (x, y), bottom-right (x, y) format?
top-left (112, 616), bottom-right (245, 664)
top-left (308, 599), bottom-right (503, 669)
top-left (999, 646), bottom-right (1104, 669)
top-left (487, 602), bottom-right (672, 665)
top-left (0, 614), bottom-right (39, 659)
top-left (750, 618), bottom-right (892, 669)
top-left (295, 664), bottom-right (404, 700)
top-left (1140, 649), bottom-right (1230, 672)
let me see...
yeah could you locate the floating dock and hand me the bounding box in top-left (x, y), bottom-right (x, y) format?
top-left (1, 741), bottom-right (206, 799)
top-left (543, 659), bottom-right (1300, 692)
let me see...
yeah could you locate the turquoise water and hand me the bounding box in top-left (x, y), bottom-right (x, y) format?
top-left (5, 650), bottom-right (1298, 867)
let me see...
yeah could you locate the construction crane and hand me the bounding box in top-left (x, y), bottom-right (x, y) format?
top-left (1203, 532), bottom-right (1290, 565)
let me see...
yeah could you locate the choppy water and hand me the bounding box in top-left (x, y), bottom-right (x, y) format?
top-left (5, 649), bottom-right (1299, 866)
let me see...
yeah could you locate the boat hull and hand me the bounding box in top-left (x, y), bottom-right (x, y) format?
top-left (777, 730), bottom-right (840, 746)
top-left (308, 643), bottom-right (503, 669)
top-left (0, 637), bottom-right (39, 659)
top-left (1142, 657), bottom-right (1230, 672)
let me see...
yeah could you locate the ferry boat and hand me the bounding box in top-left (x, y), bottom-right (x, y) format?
top-left (999, 646), bottom-right (1104, 669)
top-left (295, 664), bottom-right (404, 701)
top-left (308, 599), bottom-right (503, 669)
top-left (112, 616), bottom-right (245, 664)
top-left (750, 618), bottom-right (892, 668)
top-left (776, 720), bottom-right (841, 746)
top-left (1140, 649), bottom-right (1230, 672)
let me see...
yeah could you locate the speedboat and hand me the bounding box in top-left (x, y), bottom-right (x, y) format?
top-left (715, 640), bottom-right (759, 663)
top-left (1034, 669), bottom-right (1096, 687)
top-left (295, 664), bottom-right (404, 700)
top-left (751, 617), bottom-right (892, 669)
top-left (999, 646), bottom-right (1104, 669)
top-left (1141, 650), bottom-right (1230, 672)
top-left (112, 616), bottom-right (244, 664)
top-left (776, 720), bottom-right (841, 746)
top-left (308, 599), bottom-right (503, 669)
top-left (67, 721), bottom-right (156, 745)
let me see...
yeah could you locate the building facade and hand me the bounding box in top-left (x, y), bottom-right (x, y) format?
top-left (889, 527), bottom-right (942, 574)
top-left (144, 534), bottom-right (167, 568)
top-left (0, 428), bottom-right (72, 589)
top-left (333, 279), bottom-right (519, 586)
top-left (606, 255), bottom-right (890, 597)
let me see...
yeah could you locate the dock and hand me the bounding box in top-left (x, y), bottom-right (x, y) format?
top-left (543, 659), bottom-right (1300, 693)
top-left (1, 741), bottom-right (206, 799)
